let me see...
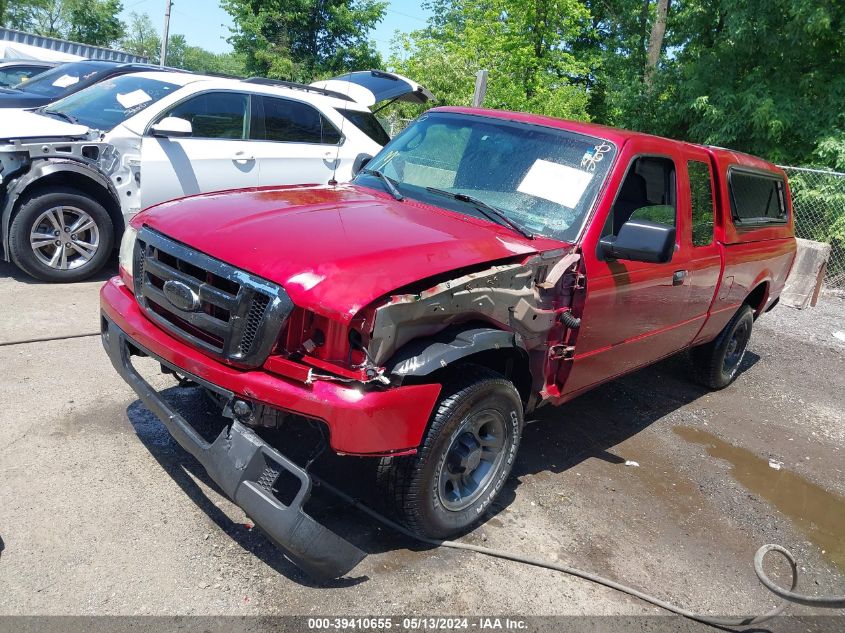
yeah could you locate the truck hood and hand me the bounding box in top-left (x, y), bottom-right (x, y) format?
top-left (138, 185), bottom-right (552, 323)
top-left (0, 108), bottom-right (89, 140)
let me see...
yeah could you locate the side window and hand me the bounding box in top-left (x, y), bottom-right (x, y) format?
top-left (253, 96), bottom-right (341, 144)
top-left (729, 170), bottom-right (787, 224)
top-left (688, 160), bottom-right (715, 246)
top-left (1, 66), bottom-right (41, 86)
top-left (605, 156), bottom-right (676, 237)
top-left (162, 92), bottom-right (248, 139)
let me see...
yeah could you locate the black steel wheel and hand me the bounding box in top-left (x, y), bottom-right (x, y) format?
top-left (690, 304), bottom-right (755, 389)
top-left (377, 365), bottom-right (523, 539)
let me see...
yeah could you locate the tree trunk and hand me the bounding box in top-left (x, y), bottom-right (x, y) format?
top-left (639, 0), bottom-right (650, 75)
top-left (645, 0), bottom-right (670, 87)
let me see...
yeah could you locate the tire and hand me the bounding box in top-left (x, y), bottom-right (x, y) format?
top-left (377, 365), bottom-right (524, 539)
top-left (9, 187), bottom-right (114, 283)
top-left (690, 304), bottom-right (754, 389)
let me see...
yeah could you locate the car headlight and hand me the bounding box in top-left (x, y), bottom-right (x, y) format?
top-left (118, 226), bottom-right (138, 284)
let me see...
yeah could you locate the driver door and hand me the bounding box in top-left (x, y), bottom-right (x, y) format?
top-left (559, 141), bottom-right (694, 397)
top-left (140, 91), bottom-right (259, 209)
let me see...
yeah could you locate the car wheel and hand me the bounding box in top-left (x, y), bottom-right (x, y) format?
top-left (9, 187), bottom-right (114, 283)
top-left (377, 365), bottom-right (523, 539)
top-left (690, 304), bottom-right (754, 389)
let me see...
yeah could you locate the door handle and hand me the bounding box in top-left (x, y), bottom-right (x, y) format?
top-left (232, 152), bottom-right (255, 162)
top-left (672, 270), bottom-right (687, 286)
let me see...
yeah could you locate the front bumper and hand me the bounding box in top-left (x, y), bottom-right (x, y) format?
top-left (100, 277), bottom-right (441, 455)
top-left (101, 313), bottom-right (366, 581)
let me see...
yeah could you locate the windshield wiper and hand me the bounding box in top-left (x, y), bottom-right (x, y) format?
top-left (425, 187), bottom-right (534, 239)
top-left (362, 168), bottom-right (404, 201)
top-left (40, 108), bottom-right (78, 125)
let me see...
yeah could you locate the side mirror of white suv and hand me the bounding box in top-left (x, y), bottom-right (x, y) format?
top-left (150, 116), bottom-right (193, 138)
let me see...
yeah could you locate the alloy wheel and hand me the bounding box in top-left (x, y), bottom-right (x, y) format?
top-left (29, 206), bottom-right (100, 271)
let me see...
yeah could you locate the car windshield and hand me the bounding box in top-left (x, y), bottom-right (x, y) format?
top-left (14, 62), bottom-right (106, 97)
top-left (355, 112), bottom-right (616, 242)
top-left (43, 75), bottom-right (181, 131)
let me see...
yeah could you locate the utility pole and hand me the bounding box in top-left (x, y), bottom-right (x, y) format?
top-left (159, 0), bottom-right (173, 67)
top-left (472, 69), bottom-right (488, 107)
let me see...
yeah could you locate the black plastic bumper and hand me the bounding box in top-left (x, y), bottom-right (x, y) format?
top-left (101, 314), bottom-right (365, 581)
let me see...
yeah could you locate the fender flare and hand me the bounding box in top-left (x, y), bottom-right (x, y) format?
top-left (1, 159), bottom-right (118, 261)
top-left (385, 326), bottom-right (528, 378)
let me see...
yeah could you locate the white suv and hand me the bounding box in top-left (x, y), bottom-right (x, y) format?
top-left (0, 70), bottom-right (432, 282)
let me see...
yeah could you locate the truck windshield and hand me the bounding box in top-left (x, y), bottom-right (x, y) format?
top-left (41, 75), bottom-right (181, 131)
top-left (355, 112), bottom-right (616, 241)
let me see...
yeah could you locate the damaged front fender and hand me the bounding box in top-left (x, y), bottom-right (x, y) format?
top-left (365, 250), bottom-right (584, 408)
top-left (0, 134), bottom-right (140, 260)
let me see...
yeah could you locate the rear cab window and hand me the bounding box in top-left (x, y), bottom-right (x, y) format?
top-left (728, 169), bottom-right (788, 226)
top-left (688, 160), bottom-right (715, 246)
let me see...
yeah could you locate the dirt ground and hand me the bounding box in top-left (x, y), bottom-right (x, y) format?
top-left (1, 259), bottom-right (843, 627)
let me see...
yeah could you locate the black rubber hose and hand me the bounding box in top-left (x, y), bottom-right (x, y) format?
top-left (314, 476), bottom-right (845, 628)
top-left (559, 311), bottom-right (581, 330)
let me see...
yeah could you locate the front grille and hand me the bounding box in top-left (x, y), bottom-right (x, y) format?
top-left (133, 227), bottom-right (293, 368)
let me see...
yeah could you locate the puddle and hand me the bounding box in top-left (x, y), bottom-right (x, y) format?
top-left (674, 426), bottom-right (845, 571)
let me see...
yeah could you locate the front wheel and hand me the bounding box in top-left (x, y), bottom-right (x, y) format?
top-left (9, 187), bottom-right (114, 283)
top-left (377, 366), bottom-right (523, 539)
top-left (690, 304), bottom-right (754, 389)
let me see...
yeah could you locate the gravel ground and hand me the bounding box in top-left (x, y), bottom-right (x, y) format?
top-left (0, 260), bottom-right (843, 628)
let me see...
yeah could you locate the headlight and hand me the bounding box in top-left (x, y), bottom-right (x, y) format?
top-left (118, 226), bottom-right (138, 283)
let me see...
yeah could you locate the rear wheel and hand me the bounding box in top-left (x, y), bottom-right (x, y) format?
top-left (690, 304), bottom-right (754, 389)
top-left (9, 187), bottom-right (114, 283)
top-left (377, 366), bottom-right (523, 539)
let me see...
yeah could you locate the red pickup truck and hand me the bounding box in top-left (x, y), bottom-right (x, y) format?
top-left (101, 107), bottom-right (796, 580)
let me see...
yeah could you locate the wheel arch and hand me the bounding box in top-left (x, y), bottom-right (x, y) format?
top-left (744, 281), bottom-right (770, 318)
top-left (2, 161), bottom-right (122, 261)
top-left (385, 324), bottom-right (534, 405)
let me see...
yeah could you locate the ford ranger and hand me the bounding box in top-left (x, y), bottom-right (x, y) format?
top-left (100, 107), bottom-right (797, 581)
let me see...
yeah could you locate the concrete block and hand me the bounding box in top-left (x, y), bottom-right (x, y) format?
top-left (781, 238), bottom-right (831, 309)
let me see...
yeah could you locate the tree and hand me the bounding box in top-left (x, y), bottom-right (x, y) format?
top-left (64, 0), bottom-right (125, 47)
top-left (390, 0), bottom-right (591, 121)
top-left (120, 12), bottom-right (160, 60)
top-left (644, 0), bottom-right (669, 87)
top-left (222, 0), bottom-right (387, 81)
top-left (651, 0), bottom-right (845, 167)
top-left (2, 0), bottom-right (125, 46)
top-left (120, 12), bottom-right (247, 76)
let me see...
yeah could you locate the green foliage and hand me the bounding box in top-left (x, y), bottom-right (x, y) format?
top-left (5, 0), bottom-right (844, 176)
top-left (787, 169), bottom-right (845, 282)
top-left (3, 0), bottom-right (125, 46)
top-left (64, 0), bottom-right (124, 46)
top-left (389, 0), bottom-right (591, 121)
top-left (120, 12), bottom-right (247, 76)
top-left (222, 0), bottom-right (387, 81)
top-left (589, 0), bottom-right (845, 170)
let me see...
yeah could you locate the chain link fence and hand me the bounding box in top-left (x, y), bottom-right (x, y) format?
top-left (781, 166), bottom-right (845, 290)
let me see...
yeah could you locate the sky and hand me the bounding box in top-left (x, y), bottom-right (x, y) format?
top-left (120, 0), bottom-right (432, 58)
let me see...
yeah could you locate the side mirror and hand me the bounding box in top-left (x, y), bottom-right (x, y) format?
top-left (352, 153), bottom-right (373, 177)
top-left (599, 219), bottom-right (676, 264)
top-left (150, 116), bottom-right (192, 138)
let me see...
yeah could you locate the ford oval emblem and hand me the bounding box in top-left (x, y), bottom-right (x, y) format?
top-left (162, 280), bottom-right (201, 312)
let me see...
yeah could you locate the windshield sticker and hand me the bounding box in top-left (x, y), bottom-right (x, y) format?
top-left (51, 74), bottom-right (80, 88)
top-left (580, 143), bottom-right (613, 172)
top-left (116, 89), bottom-right (153, 109)
top-left (517, 159), bottom-right (594, 209)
